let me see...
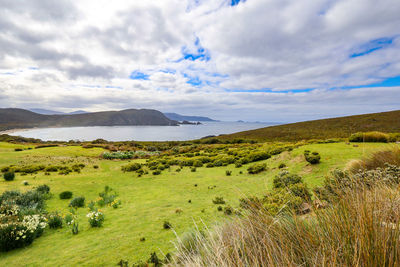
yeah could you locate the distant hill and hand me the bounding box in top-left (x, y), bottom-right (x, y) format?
top-left (0, 108), bottom-right (178, 131)
top-left (219, 110), bottom-right (400, 142)
top-left (29, 108), bottom-right (88, 115)
top-left (29, 108), bottom-right (64, 115)
top-left (164, 112), bottom-right (216, 122)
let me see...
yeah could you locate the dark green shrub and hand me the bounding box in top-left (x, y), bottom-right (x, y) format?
top-left (152, 170), bottom-right (161, 175)
top-left (212, 196), bottom-right (226, 205)
top-left (247, 163), bottom-right (267, 174)
top-left (191, 167), bottom-right (196, 172)
top-left (36, 184), bottom-right (50, 194)
top-left (163, 221), bottom-right (172, 229)
top-left (304, 151), bottom-right (320, 164)
top-left (3, 172), bottom-right (15, 181)
top-left (45, 166), bottom-right (59, 172)
top-left (193, 160), bottom-right (203, 167)
top-left (278, 163), bottom-right (286, 169)
top-left (14, 148), bottom-right (23, 152)
top-left (48, 213), bottom-right (63, 229)
top-left (224, 206), bottom-right (233, 215)
top-left (93, 165), bottom-right (99, 169)
top-left (226, 170), bottom-right (232, 176)
top-left (69, 196), bottom-right (85, 208)
top-left (59, 191), bottom-right (73, 199)
top-left (217, 206), bottom-right (223, 211)
top-left (273, 172), bottom-right (302, 189)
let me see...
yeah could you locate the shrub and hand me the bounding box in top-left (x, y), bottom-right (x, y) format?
top-left (212, 197), bottom-right (226, 205)
top-left (191, 167), bottom-right (196, 172)
top-left (304, 151), bottom-right (320, 164)
top-left (121, 162), bottom-right (142, 172)
top-left (163, 221), bottom-right (172, 229)
top-left (349, 131), bottom-right (389, 143)
top-left (93, 165), bottom-right (99, 169)
top-left (273, 172), bottom-right (303, 189)
top-left (87, 211), bottom-right (105, 227)
top-left (345, 147), bottom-right (400, 173)
top-left (278, 163), bottom-right (286, 169)
top-left (0, 204), bottom-right (47, 251)
top-left (14, 148), bottom-right (23, 152)
top-left (224, 206), bottom-right (233, 215)
top-left (217, 206), bottom-right (223, 211)
top-left (152, 170), bottom-right (161, 175)
top-left (59, 191), bottom-right (73, 199)
top-left (247, 163), bottom-right (267, 174)
top-left (48, 213), bottom-right (63, 229)
top-left (69, 197), bottom-right (85, 208)
top-left (36, 184), bottom-right (50, 194)
top-left (226, 170), bottom-right (232, 176)
top-left (3, 172), bottom-right (15, 181)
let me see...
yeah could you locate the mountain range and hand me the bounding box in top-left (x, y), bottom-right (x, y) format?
top-left (28, 109), bottom-right (215, 122)
top-left (0, 108), bottom-right (178, 131)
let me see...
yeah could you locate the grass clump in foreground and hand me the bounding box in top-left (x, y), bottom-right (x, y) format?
top-left (346, 146), bottom-right (400, 173)
top-left (174, 164), bottom-right (400, 266)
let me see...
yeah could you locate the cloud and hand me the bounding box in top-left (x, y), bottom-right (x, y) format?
top-left (0, 0), bottom-right (399, 121)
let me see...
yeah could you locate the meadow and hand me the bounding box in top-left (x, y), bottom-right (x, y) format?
top-left (0, 140), bottom-right (395, 266)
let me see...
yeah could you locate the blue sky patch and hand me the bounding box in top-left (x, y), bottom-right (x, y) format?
top-left (231, 0), bottom-right (245, 6)
top-left (183, 73), bottom-right (203, 87)
top-left (129, 71), bottom-right (149, 80)
top-left (178, 37), bottom-right (211, 62)
top-left (350, 37), bottom-right (394, 58)
top-left (225, 88), bottom-right (314, 93)
top-left (336, 75), bottom-right (400, 90)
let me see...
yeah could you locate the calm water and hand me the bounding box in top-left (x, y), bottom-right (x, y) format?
top-left (10, 122), bottom-right (274, 141)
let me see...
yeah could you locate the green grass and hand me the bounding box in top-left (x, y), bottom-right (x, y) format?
top-left (219, 109), bottom-right (400, 141)
top-left (0, 142), bottom-right (394, 266)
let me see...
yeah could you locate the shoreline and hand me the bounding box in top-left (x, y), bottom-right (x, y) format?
top-left (0, 128), bottom-right (33, 135)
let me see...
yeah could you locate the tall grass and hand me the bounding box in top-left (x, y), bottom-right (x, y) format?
top-left (346, 146), bottom-right (400, 173)
top-left (174, 166), bottom-right (400, 267)
top-left (349, 131), bottom-right (390, 143)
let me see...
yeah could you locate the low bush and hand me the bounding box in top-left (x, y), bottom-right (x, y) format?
top-left (14, 148), bottom-right (23, 152)
top-left (87, 211), bottom-right (104, 227)
top-left (304, 150), bottom-right (320, 164)
top-left (212, 197), bottom-right (226, 205)
top-left (3, 171), bottom-right (15, 181)
top-left (47, 212), bottom-right (63, 229)
top-left (69, 197), bottom-right (85, 208)
top-left (349, 131), bottom-right (389, 143)
top-left (36, 184), bottom-right (50, 194)
top-left (59, 191), bottom-right (73, 199)
top-left (121, 162), bottom-right (142, 172)
top-left (225, 170), bottom-right (232, 176)
top-left (247, 163), bottom-right (267, 174)
top-left (163, 221), bottom-right (172, 229)
top-left (223, 206), bottom-right (233, 215)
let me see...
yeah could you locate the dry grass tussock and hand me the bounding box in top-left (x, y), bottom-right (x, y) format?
top-left (174, 165), bottom-right (400, 267)
top-left (346, 146), bottom-right (400, 173)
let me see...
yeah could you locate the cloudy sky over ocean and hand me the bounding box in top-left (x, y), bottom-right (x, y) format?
top-left (0, 0), bottom-right (399, 122)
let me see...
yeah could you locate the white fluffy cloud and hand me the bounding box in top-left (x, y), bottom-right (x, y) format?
top-left (0, 0), bottom-right (399, 121)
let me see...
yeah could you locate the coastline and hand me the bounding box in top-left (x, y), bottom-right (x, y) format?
top-left (0, 128), bottom-right (32, 135)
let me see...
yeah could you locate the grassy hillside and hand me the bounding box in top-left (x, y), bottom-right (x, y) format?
top-left (0, 141), bottom-right (392, 266)
top-left (0, 108), bottom-right (178, 131)
top-left (220, 110), bottom-right (400, 141)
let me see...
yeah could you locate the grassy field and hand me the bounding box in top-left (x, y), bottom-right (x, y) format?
top-left (219, 109), bottom-right (400, 141)
top-left (0, 141), bottom-right (394, 266)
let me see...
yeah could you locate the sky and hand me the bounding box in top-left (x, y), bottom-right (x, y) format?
top-left (0, 0), bottom-right (400, 122)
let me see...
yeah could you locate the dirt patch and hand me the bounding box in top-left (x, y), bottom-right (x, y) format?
top-left (300, 164), bottom-right (313, 174)
top-left (290, 155), bottom-right (304, 164)
top-left (273, 151), bottom-right (291, 161)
